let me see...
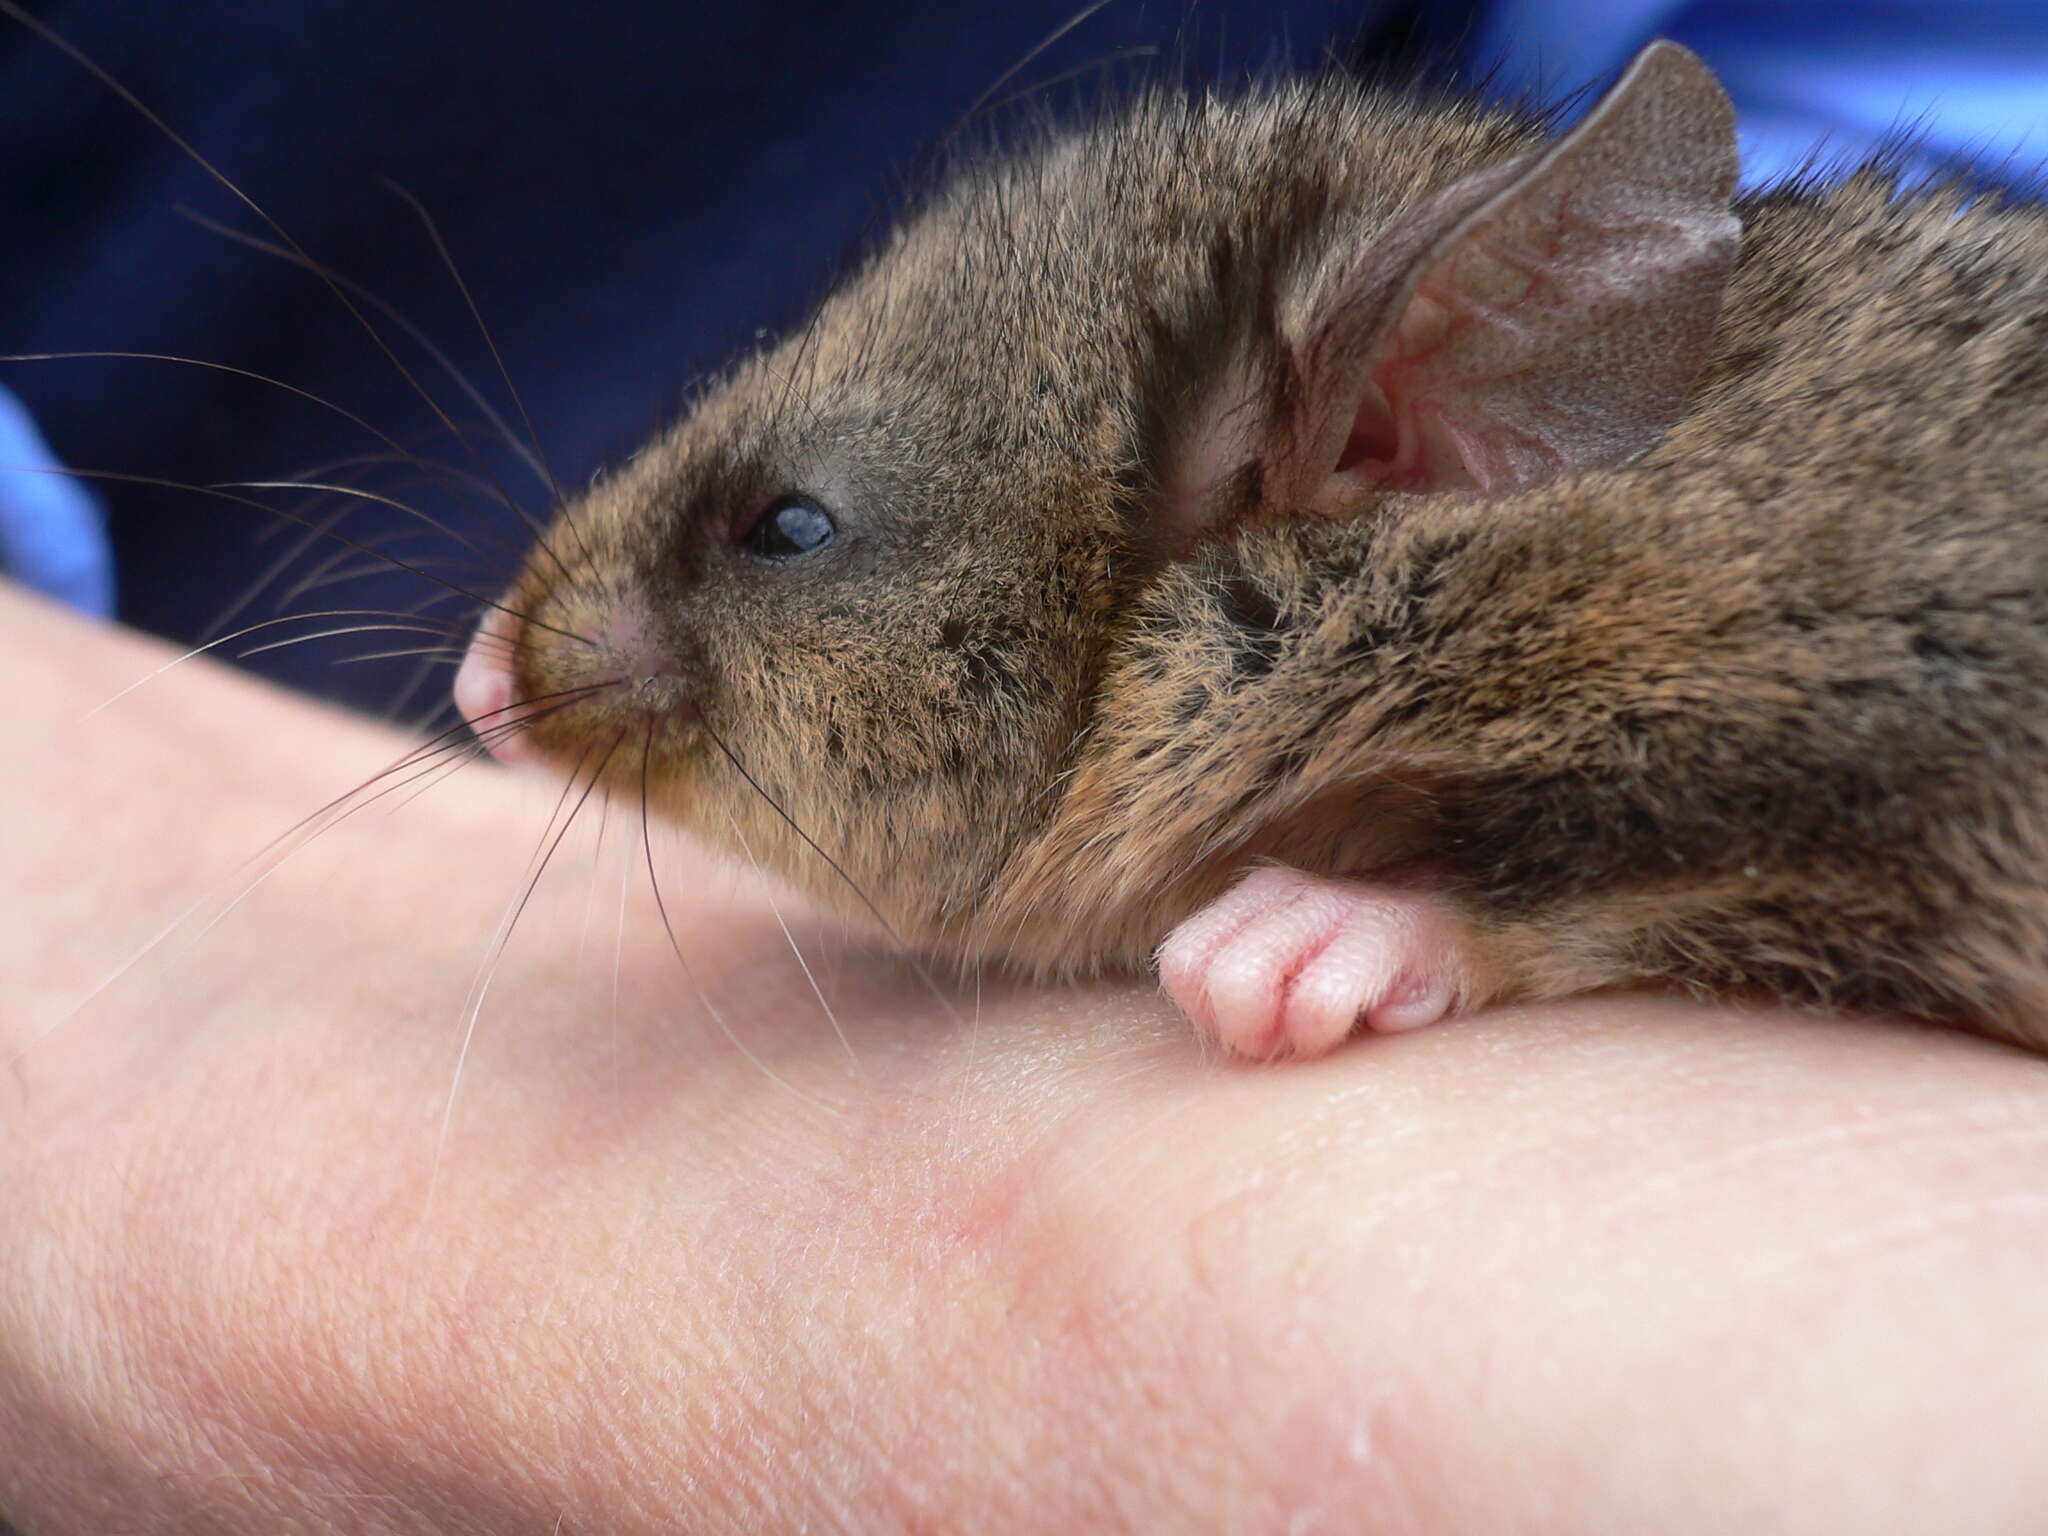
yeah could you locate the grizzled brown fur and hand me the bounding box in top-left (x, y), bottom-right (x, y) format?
top-left (499, 50), bottom-right (2048, 1049)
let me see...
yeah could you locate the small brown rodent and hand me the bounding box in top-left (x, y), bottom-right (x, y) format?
top-left (456, 42), bottom-right (2048, 1059)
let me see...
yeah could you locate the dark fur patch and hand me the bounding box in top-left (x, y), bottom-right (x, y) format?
top-left (1218, 572), bottom-right (1288, 679)
top-left (941, 616), bottom-right (1025, 700)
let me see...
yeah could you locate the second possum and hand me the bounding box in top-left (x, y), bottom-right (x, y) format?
top-left (455, 43), bottom-right (2048, 1059)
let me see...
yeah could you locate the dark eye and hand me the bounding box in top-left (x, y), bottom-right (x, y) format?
top-left (740, 495), bottom-right (837, 560)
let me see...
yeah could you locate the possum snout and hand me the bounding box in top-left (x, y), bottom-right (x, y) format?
top-left (454, 606), bottom-right (538, 764)
top-left (456, 594), bottom-right (697, 767)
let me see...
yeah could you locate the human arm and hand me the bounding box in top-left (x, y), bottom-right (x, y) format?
top-left (3, 583), bottom-right (2045, 1533)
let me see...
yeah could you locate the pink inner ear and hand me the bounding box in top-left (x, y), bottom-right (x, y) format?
top-left (1333, 379), bottom-right (1403, 480)
top-left (1340, 245), bottom-right (1580, 497)
top-left (1305, 41), bottom-right (1742, 510)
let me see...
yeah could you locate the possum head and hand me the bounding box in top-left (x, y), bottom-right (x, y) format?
top-left (455, 41), bottom-right (1738, 954)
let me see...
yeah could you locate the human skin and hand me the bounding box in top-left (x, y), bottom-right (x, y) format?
top-left (3, 582), bottom-right (2047, 1534)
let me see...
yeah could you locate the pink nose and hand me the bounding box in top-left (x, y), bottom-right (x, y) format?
top-left (454, 608), bottom-right (537, 765)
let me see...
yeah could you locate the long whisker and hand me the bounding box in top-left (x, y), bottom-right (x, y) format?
top-left (430, 734), bottom-right (619, 1204)
top-left (382, 587), bottom-right (516, 731)
top-left (0, 463), bottom-right (593, 644)
top-left (378, 179), bottom-right (594, 570)
top-left (610, 812), bottom-right (632, 1102)
top-left (379, 737), bottom-right (501, 816)
top-left (209, 499), bottom-right (359, 643)
top-left (283, 553), bottom-right (475, 605)
top-left (223, 478), bottom-right (521, 574)
top-left (330, 644), bottom-right (469, 667)
top-left (244, 440), bottom-right (575, 601)
top-left (1, 346), bottom-right (569, 582)
top-left (180, 207), bottom-right (555, 497)
top-left (198, 445), bottom-right (492, 649)
top-left (698, 722), bottom-right (965, 1030)
top-left (0, 1), bottom-right (549, 554)
top-left (380, 696), bottom-right (591, 817)
top-left (274, 448), bottom-right (572, 588)
top-left (1, 350), bottom-right (398, 456)
top-left (178, 209), bottom-right (575, 572)
top-left (722, 806), bottom-right (862, 1073)
top-left (215, 687), bottom-right (602, 881)
top-left (13, 684), bottom-right (611, 1079)
top-left (638, 722), bottom-right (826, 1105)
top-left (80, 608), bottom-right (475, 720)
top-left (235, 622), bottom-right (465, 661)
top-left (391, 669), bottom-right (463, 735)
top-left (254, 681), bottom-right (620, 859)
top-left (174, 692), bottom-right (609, 957)
top-left (698, 723), bottom-right (899, 940)
top-left (574, 785), bottom-right (614, 969)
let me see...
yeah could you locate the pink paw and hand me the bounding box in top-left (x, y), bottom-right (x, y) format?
top-left (1157, 867), bottom-right (1484, 1059)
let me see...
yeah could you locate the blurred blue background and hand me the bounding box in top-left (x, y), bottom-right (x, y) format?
top-left (1, 0), bottom-right (2041, 715)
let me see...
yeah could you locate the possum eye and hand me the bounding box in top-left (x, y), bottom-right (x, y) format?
top-left (739, 495), bottom-right (837, 560)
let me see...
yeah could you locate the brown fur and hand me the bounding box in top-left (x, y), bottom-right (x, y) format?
top-left (498, 54), bottom-right (2048, 1049)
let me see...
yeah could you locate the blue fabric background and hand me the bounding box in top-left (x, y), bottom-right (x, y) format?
top-left (1, 2), bottom-right (2042, 713)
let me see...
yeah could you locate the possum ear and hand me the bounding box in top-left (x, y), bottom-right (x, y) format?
top-left (1293, 41), bottom-right (1740, 508)
top-left (1169, 41), bottom-right (1740, 536)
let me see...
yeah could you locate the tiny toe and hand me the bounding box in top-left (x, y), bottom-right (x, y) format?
top-left (1281, 955), bottom-right (1374, 1058)
top-left (1200, 929), bottom-right (1302, 1057)
top-left (1158, 902), bottom-right (1252, 982)
top-left (1159, 915), bottom-right (1254, 1038)
top-left (1157, 871), bottom-right (1291, 980)
top-left (1281, 909), bottom-right (1433, 1055)
top-left (1365, 972), bottom-right (1458, 1033)
top-left (1159, 871), bottom-right (1315, 1051)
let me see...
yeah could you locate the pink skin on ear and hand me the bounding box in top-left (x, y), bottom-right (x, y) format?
top-left (454, 608), bottom-right (539, 766)
top-left (1157, 867), bottom-right (1487, 1058)
top-left (1288, 41), bottom-right (1741, 514)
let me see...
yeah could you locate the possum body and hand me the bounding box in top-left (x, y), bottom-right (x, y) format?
top-left (458, 44), bottom-right (2048, 1058)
